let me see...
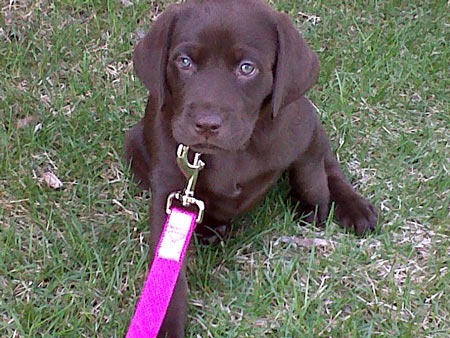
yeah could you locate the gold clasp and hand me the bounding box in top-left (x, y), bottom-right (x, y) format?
top-left (166, 144), bottom-right (205, 223)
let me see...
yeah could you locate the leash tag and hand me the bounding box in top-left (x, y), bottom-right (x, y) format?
top-left (158, 209), bottom-right (194, 261)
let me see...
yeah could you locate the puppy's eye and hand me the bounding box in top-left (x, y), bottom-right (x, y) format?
top-left (238, 62), bottom-right (257, 77)
top-left (176, 55), bottom-right (193, 70)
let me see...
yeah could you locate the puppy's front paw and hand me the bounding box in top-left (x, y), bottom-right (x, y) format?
top-left (195, 222), bottom-right (230, 245)
top-left (295, 203), bottom-right (330, 226)
top-left (335, 195), bottom-right (377, 236)
top-left (289, 192), bottom-right (329, 226)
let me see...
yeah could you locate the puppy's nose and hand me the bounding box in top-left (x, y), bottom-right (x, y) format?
top-left (194, 115), bottom-right (222, 137)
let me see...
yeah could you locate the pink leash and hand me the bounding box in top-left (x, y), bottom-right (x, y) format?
top-left (127, 144), bottom-right (205, 337)
top-left (126, 206), bottom-right (198, 337)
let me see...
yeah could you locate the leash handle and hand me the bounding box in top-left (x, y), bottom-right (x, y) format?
top-left (126, 207), bottom-right (198, 338)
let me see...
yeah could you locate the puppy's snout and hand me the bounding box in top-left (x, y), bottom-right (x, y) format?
top-left (194, 114), bottom-right (222, 137)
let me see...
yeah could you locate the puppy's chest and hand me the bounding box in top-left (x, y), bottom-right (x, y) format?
top-left (196, 157), bottom-right (280, 216)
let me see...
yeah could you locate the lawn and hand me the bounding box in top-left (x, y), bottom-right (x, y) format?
top-left (1, 0), bottom-right (448, 337)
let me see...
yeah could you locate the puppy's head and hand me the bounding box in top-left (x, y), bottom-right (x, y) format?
top-left (134, 0), bottom-right (319, 154)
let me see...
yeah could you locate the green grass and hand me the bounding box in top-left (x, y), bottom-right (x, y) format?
top-left (1, 0), bottom-right (448, 336)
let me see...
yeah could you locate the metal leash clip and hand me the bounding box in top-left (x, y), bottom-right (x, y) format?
top-left (166, 144), bottom-right (205, 223)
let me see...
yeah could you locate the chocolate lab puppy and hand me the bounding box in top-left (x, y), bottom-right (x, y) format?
top-left (125, 0), bottom-right (377, 336)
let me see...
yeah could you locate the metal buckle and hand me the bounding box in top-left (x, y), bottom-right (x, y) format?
top-left (166, 144), bottom-right (205, 223)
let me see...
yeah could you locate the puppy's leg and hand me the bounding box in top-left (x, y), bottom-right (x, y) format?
top-left (324, 150), bottom-right (377, 235)
top-left (289, 156), bottom-right (330, 225)
top-left (291, 119), bottom-right (377, 235)
top-left (304, 123), bottom-right (377, 235)
top-left (124, 119), bottom-right (151, 189)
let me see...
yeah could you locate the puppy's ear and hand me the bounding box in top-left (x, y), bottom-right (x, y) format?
top-left (133, 6), bottom-right (179, 111)
top-left (272, 13), bottom-right (319, 118)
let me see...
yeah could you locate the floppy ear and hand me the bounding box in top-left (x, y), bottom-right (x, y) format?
top-left (133, 6), bottom-right (178, 111)
top-left (272, 13), bottom-right (320, 118)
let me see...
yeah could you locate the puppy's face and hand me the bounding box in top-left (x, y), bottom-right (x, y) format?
top-left (167, 4), bottom-right (277, 153)
top-left (134, 0), bottom-right (319, 154)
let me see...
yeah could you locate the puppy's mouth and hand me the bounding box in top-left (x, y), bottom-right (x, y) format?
top-left (190, 143), bottom-right (223, 154)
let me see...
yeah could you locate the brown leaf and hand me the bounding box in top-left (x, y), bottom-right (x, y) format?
top-left (41, 170), bottom-right (63, 189)
top-left (280, 235), bottom-right (329, 247)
